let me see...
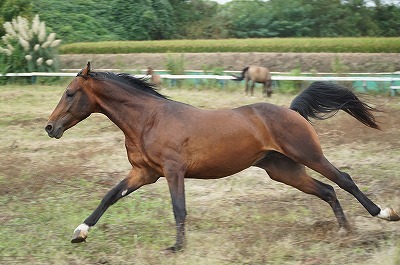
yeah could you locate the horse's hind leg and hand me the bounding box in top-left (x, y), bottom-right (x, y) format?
top-left (256, 152), bottom-right (350, 229)
top-left (262, 82), bottom-right (267, 96)
top-left (307, 156), bottom-right (400, 221)
top-left (265, 80), bottom-right (272, 97)
top-left (272, 119), bottom-right (399, 222)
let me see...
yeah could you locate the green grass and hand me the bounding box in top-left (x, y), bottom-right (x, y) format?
top-left (60, 37), bottom-right (400, 54)
top-left (1, 84), bottom-right (399, 264)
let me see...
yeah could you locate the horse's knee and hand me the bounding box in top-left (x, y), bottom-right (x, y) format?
top-left (337, 171), bottom-right (358, 193)
top-left (339, 171), bottom-right (353, 181)
top-left (318, 183), bottom-right (338, 203)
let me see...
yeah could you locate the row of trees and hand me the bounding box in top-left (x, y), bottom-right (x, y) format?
top-left (1, 0), bottom-right (400, 43)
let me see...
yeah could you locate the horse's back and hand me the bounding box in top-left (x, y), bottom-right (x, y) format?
top-left (171, 101), bottom-right (313, 149)
top-left (248, 65), bottom-right (271, 82)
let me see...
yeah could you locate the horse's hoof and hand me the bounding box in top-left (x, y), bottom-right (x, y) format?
top-left (388, 208), bottom-right (400, 221)
top-left (377, 207), bottom-right (400, 221)
top-left (337, 227), bottom-right (351, 236)
top-left (162, 245), bottom-right (183, 254)
top-left (71, 225), bottom-right (89, 243)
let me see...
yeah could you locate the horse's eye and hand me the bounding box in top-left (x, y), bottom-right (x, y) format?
top-left (66, 90), bottom-right (75, 98)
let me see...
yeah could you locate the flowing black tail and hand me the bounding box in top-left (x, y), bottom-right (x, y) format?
top-left (289, 82), bottom-right (380, 129)
top-left (231, 66), bottom-right (249, 81)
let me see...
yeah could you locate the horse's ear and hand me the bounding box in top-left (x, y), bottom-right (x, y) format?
top-left (81, 61), bottom-right (91, 76)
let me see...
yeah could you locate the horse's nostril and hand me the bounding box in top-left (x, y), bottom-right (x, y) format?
top-left (45, 124), bottom-right (53, 133)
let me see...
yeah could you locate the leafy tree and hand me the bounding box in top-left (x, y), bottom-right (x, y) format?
top-left (224, 0), bottom-right (400, 38)
top-left (111, 0), bottom-right (176, 40)
top-left (31, 0), bottom-right (119, 43)
top-left (266, 0), bottom-right (314, 37)
top-left (0, 0), bottom-right (33, 36)
top-left (183, 0), bottom-right (229, 39)
top-left (373, 1), bottom-right (400, 36)
top-left (342, 0), bottom-right (380, 36)
top-left (1, 0), bottom-right (400, 42)
top-left (224, 0), bottom-right (273, 38)
top-left (298, 0), bottom-right (343, 37)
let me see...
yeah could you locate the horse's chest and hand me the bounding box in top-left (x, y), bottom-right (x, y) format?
top-left (124, 140), bottom-right (163, 173)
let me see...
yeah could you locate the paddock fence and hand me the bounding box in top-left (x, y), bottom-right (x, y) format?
top-left (1, 70), bottom-right (399, 96)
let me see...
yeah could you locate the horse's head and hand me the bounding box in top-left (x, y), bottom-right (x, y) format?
top-left (45, 62), bottom-right (97, 139)
top-left (147, 67), bottom-right (153, 75)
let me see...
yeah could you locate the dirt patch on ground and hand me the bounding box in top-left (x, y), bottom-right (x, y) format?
top-left (60, 52), bottom-right (400, 72)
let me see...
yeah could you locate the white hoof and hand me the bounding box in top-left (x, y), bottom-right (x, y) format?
top-left (377, 207), bottom-right (400, 221)
top-left (71, 223), bottom-right (90, 243)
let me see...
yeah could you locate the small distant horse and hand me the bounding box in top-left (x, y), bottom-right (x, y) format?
top-left (233, 65), bottom-right (272, 97)
top-left (146, 66), bottom-right (162, 87)
top-left (45, 62), bottom-right (399, 252)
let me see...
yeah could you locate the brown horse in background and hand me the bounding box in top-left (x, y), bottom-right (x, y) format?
top-left (233, 65), bottom-right (273, 97)
top-left (146, 66), bottom-right (162, 87)
top-left (45, 62), bottom-right (399, 253)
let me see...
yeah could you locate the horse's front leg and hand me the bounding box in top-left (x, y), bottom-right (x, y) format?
top-left (71, 169), bottom-right (159, 243)
top-left (250, 81), bottom-right (255, 96)
top-left (245, 77), bottom-right (250, 95)
top-left (163, 162), bottom-right (187, 252)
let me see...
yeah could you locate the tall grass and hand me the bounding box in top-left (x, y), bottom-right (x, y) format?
top-left (60, 38), bottom-right (400, 54)
top-left (165, 54), bottom-right (185, 75)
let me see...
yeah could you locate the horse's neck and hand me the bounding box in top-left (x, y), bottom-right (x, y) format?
top-left (95, 85), bottom-right (160, 138)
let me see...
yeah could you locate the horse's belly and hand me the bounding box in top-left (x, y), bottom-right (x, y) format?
top-left (185, 139), bottom-right (267, 179)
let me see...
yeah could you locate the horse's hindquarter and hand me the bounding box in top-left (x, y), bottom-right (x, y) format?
top-left (251, 103), bottom-right (323, 163)
top-left (143, 103), bottom-right (285, 179)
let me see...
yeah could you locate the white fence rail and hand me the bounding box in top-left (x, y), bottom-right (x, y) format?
top-left (2, 72), bottom-right (400, 81)
top-left (1, 72), bottom-right (400, 95)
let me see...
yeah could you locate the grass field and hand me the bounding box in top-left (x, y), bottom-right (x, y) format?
top-left (0, 82), bottom-right (399, 264)
top-left (60, 37), bottom-right (400, 54)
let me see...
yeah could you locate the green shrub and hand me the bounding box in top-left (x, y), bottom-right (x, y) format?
top-left (165, 54), bottom-right (185, 87)
top-left (165, 54), bottom-right (185, 75)
top-left (277, 67), bottom-right (303, 94)
top-left (331, 56), bottom-right (349, 75)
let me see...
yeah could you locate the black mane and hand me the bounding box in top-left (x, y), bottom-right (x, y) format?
top-left (89, 71), bottom-right (168, 99)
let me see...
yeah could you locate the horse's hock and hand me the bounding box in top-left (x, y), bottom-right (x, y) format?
top-left (60, 52), bottom-right (400, 72)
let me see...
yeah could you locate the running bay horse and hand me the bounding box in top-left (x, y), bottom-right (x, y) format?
top-left (233, 65), bottom-right (273, 97)
top-left (45, 62), bottom-right (399, 252)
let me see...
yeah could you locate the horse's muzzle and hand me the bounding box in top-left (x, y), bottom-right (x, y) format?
top-left (45, 122), bottom-right (64, 139)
